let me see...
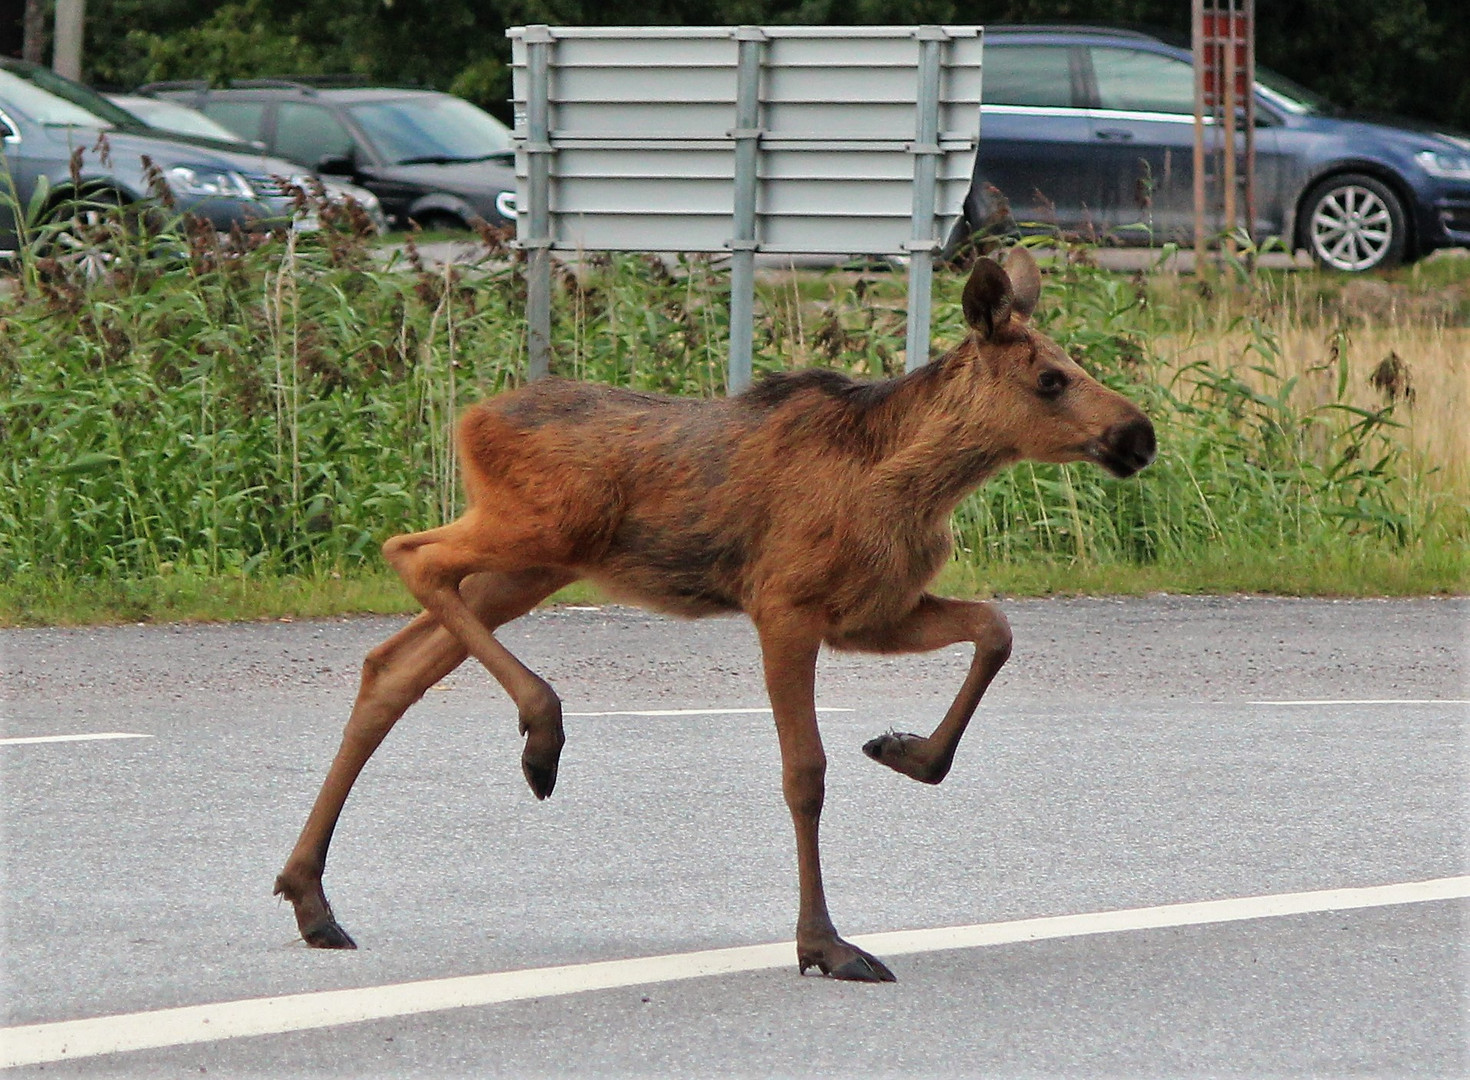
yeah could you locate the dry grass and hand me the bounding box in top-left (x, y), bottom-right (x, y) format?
top-left (1158, 323), bottom-right (1469, 496)
top-left (1141, 254), bottom-right (1470, 502)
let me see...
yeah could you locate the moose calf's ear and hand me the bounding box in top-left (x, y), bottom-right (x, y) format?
top-left (1004, 245), bottom-right (1042, 319)
top-left (962, 258), bottom-right (1015, 340)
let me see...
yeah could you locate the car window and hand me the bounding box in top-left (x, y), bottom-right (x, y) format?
top-left (201, 100), bottom-right (269, 143)
top-left (982, 45), bottom-right (1076, 108)
top-left (126, 98), bottom-right (247, 143)
top-left (346, 95), bottom-right (512, 165)
top-left (1090, 48), bottom-right (1196, 115)
top-left (273, 102), bottom-right (356, 166)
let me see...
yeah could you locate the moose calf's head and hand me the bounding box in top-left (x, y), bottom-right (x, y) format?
top-left (960, 247), bottom-right (1156, 479)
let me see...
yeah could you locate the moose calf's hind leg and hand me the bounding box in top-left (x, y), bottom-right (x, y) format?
top-left (843, 597), bottom-right (1012, 785)
top-left (383, 525), bottom-right (569, 801)
top-left (276, 568), bottom-right (570, 949)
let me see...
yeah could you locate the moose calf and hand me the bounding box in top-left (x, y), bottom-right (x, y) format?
top-left (275, 246), bottom-right (1156, 981)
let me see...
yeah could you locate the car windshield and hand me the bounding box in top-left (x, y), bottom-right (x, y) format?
top-left (0, 69), bottom-right (113, 128)
top-left (347, 95), bottom-right (512, 166)
top-left (1255, 66), bottom-right (1337, 117)
top-left (119, 97), bottom-right (248, 143)
top-left (0, 62), bottom-right (141, 129)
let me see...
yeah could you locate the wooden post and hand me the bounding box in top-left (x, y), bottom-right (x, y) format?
top-left (1221, 0), bottom-right (1238, 260)
top-left (1191, 0), bottom-right (1207, 273)
top-left (1242, 0), bottom-right (1258, 259)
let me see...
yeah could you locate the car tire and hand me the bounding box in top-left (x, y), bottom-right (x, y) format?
top-left (1300, 173), bottom-right (1408, 273)
top-left (39, 189), bottom-right (133, 284)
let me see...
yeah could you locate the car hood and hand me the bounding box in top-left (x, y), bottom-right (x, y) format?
top-left (68, 124), bottom-right (308, 181)
top-left (376, 158), bottom-right (518, 191)
top-left (1296, 112), bottom-right (1470, 154)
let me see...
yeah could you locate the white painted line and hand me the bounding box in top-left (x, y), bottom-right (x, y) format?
top-left (0, 733), bottom-right (152, 747)
top-left (1249, 699), bottom-right (1468, 706)
top-left (2, 875), bottom-right (1465, 1069)
top-left (564, 707), bottom-right (854, 717)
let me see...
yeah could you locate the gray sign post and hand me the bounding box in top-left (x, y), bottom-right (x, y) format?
top-left (508, 24), bottom-right (984, 391)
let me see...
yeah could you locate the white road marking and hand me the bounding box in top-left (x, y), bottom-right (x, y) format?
top-left (564, 707), bottom-right (854, 717)
top-left (0, 733), bottom-right (152, 747)
top-left (1249, 699), bottom-right (1468, 706)
top-left (2, 875), bottom-right (1465, 1068)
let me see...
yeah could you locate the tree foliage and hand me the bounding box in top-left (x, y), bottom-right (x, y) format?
top-left (72, 0), bottom-right (1470, 132)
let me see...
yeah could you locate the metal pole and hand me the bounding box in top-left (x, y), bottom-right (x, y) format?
top-left (1192, 0), bottom-right (1207, 271)
top-left (905, 27), bottom-right (945, 372)
top-left (727, 27), bottom-right (766, 396)
top-left (523, 25), bottom-right (554, 381)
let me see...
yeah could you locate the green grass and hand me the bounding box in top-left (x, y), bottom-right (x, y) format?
top-left (1, 190), bottom-right (1465, 627)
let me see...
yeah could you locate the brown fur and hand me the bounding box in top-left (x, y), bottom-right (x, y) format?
top-left (273, 247), bottom-right (1156, 981)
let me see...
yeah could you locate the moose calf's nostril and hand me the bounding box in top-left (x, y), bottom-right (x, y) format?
top-left (1128, 418), bottom-right (1157, 466)
top-left (1106, 417), bottom-right (1157, 475)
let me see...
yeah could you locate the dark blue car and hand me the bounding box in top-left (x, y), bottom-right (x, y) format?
top-left (962, 26), bottom-right (1470, 271)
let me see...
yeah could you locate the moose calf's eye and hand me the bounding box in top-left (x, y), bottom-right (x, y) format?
top-left (1037, 369), bottom-right (1068, 397)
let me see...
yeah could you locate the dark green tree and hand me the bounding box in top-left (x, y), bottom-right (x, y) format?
top-left (73, 0), bottom-right (1470, 132)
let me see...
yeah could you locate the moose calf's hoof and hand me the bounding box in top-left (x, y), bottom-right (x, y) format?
top-left (302, 918), bottom-right (358, 950)
top-left (522, 756), bottom-right (558, 800)
top-left (862, 731), bottom-right (949, 785)
top-left (798, 942), bottom-right (897, 983)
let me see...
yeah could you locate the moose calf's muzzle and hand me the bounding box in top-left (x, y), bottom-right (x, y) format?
top-left (1094, 415), bottom-right (1158, 478)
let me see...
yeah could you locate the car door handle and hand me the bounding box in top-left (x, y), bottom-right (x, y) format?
top-left (1095, 128), bottom-right (1135, 142)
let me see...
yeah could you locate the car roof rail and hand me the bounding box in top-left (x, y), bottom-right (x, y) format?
top-left (987, 24), bottom-right (1161, 41)
top-left (135, 77), bottom-right (329, 96)
top-left (266, 74), bottom-right (377, 88)
top-left (134, 79), bottom-right (211, 94)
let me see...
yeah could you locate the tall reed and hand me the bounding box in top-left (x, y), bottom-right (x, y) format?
top-left (1, 199), bottom-right (1463, 590)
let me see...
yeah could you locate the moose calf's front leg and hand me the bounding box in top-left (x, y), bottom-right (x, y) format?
top-left (761, 618), bottom-right (896, 982)
top-left (851, 597), bottom-right (1012, 785)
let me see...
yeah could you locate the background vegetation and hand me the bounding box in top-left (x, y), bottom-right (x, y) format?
top-left (1, 192), bottom-right (1465, 624)
top-left (5, 1), bottom-right (1468, 135)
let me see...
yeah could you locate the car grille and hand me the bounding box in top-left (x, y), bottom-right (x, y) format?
top-left (242, 173), bottom-right (294, 199)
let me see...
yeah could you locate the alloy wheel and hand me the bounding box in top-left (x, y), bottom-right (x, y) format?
top-left (1308, 184), bottom-right (1395, 272)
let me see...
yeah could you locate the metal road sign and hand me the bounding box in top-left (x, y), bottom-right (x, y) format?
top-left (508, 25), bottom-right (985, 390)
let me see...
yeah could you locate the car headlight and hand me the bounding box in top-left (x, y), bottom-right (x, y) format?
top-left (166, 165), bottom-right (256, 198)
top-left (1414, 150), bottom-right (1470, 180)
top-left (320, 180), bottom-right (383, 214)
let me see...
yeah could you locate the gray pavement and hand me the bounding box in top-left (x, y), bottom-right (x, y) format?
top-left (1, 596), bottom-right (1467, 1077)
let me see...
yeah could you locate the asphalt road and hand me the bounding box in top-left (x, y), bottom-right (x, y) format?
top-left (1, 596), bottom-right (1466, 1077)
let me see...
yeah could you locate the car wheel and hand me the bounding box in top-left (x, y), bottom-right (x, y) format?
top-left (40, 190), bottom-right (132, 284)
top-left (1301, 173), bottom-right (1408, 273)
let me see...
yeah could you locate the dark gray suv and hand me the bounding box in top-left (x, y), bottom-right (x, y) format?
top-left (139, 81), bottom-right (518, 232)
